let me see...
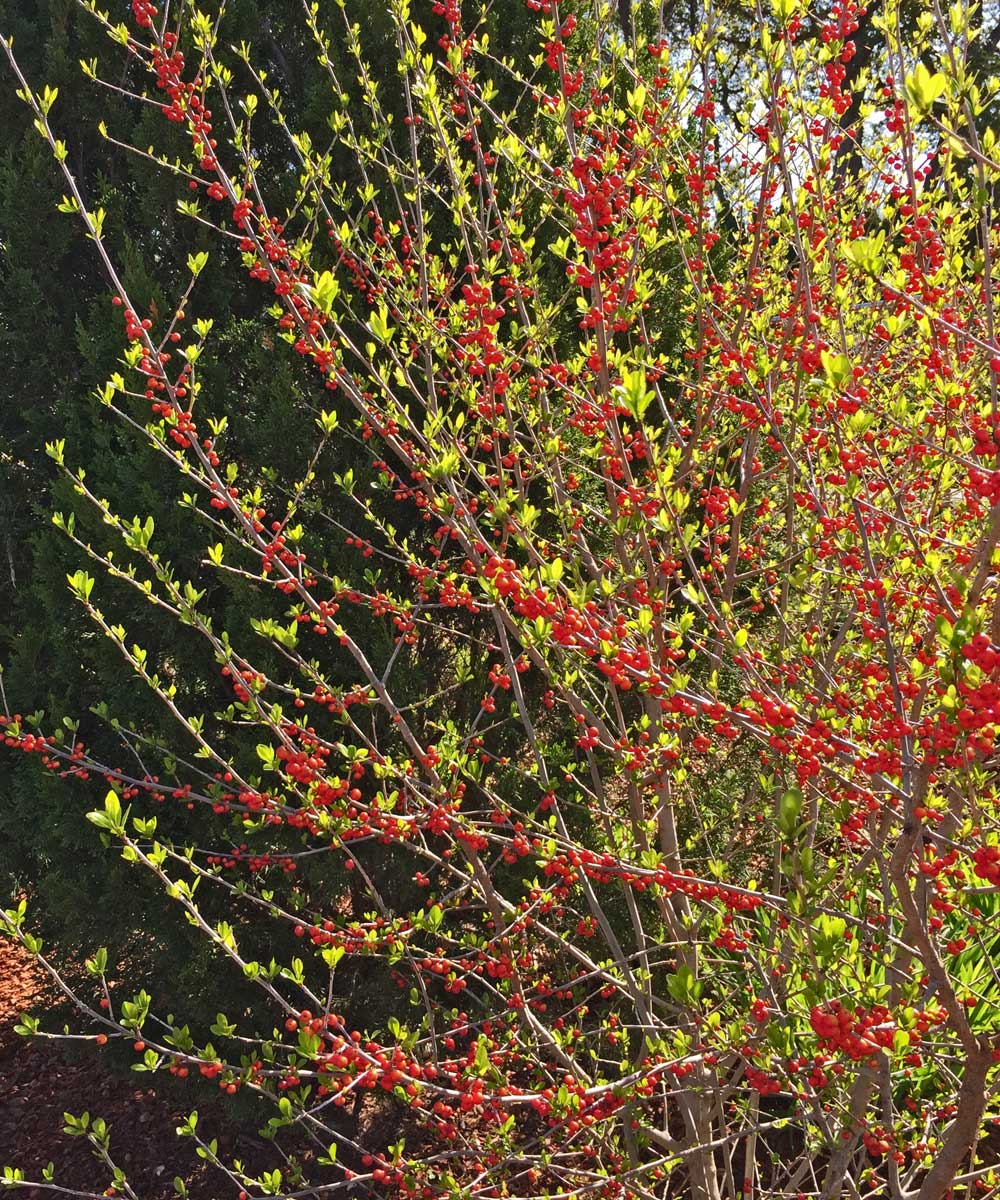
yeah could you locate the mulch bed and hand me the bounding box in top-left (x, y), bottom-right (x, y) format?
top-left (0, 939), bottom-right (276, 1200)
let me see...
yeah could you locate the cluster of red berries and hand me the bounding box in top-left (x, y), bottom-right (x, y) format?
top-left (809, 1003), bottom-right (895, 1060)
top-left (131, 0), bottom-right (156, 28)
top-left (972, 844), bottom-right (1000, 884)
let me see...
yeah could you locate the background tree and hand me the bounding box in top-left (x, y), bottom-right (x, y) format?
top-left (0, 0), bottom-right (542, 1018)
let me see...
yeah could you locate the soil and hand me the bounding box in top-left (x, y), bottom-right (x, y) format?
top-left (0, 938), bottom-right (278, 1200)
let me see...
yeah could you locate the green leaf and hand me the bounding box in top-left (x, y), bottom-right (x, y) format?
top-left (842, 233), bottom-right (885, 275)
top-left (619, 367), bottom-right (652, 421)
top-left (474, 1036), bottom-right (492, 1076)
top-left (778, 788), bottom-right (804, 837)
top-left (905, 63), bottom-right (947, 114)
top-left (666, 964), bottom-right (700, 1004)
top-left (67, 570), bottom-right (95, 602)
top-left (820, 351), bottom-right (852, 389)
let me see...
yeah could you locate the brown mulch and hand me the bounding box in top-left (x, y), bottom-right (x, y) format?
top-left (0, 939), bottom-right (278, 1200)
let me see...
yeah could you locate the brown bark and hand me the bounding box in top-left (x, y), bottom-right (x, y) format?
top-left (916, 1046), bottom-right (991, 1200)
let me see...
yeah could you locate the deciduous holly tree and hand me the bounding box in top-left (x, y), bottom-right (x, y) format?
top-left (3, 0), bottom-right (1000, 1197)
